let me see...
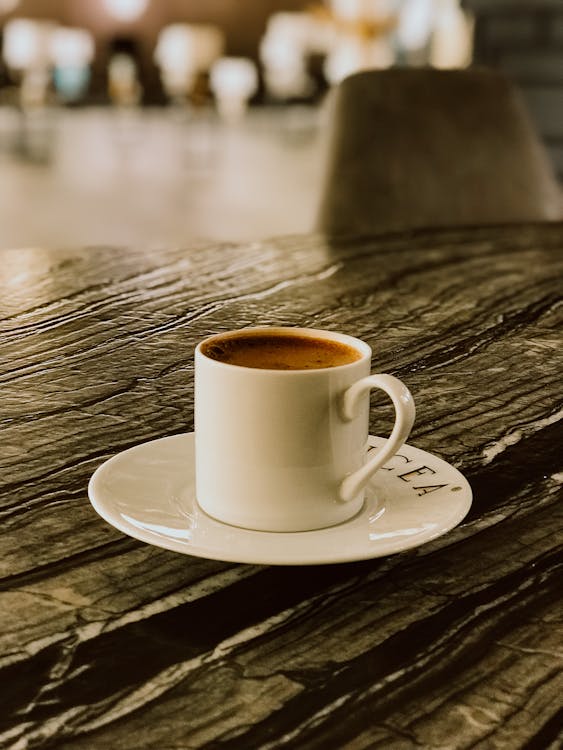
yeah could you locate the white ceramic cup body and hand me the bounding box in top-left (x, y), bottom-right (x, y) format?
top-left (195, 327), bottom-right (414, 532)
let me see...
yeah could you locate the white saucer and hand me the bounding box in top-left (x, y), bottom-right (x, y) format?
top-left (88, 434), bottom-right (472, 566)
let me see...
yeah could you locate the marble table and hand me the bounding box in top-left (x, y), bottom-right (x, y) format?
top-left (1, 223), bottom-right (561, 749)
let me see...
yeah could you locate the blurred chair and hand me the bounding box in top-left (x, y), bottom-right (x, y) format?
top-left (316, 68), bottom-right (563, 236)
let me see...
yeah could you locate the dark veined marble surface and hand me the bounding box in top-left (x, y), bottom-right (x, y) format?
top-left (1, 223), bottom-right (562, 750)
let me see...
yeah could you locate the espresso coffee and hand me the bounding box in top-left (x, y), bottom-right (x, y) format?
top-left (201, 331), bottom-right (362, 370)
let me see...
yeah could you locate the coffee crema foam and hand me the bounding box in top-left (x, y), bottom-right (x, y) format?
top-left (201, 332), bottom-right (362, 370)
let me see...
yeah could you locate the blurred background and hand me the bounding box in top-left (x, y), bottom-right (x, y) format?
top-left (0, 0), bottom-right (561, 248)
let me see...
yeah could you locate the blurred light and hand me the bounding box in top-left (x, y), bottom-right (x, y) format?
top-left (0, 0), bottom-right (19, 13)
top-left (259, 13), bottom-right (315, 99)
top-left (397, 0), bottom-right (435, 50)
top-left (154, 24), bottom-right (223, 100)
top-left (265, 12), bottom-right (314, 51)
top-left (330, 0), bottom-right (365, 22)
top-left (431, 0), bottom-right (473, 68)
top-left (324, 35), bottom-right (393, 84)
top-left (50, 27), bottom-right (94, 67)
top-left (329, 0), bottom-right (397, 23)
top-left (3, 18), bottom-right (55, 70)
top-left (210, 57), bottom-right (258, 122)
top-left (154, 24), bottom-right (223, 71)
top-left (102, 0), bottom-right (149, 22)
top-left (323, 0), bottom-right (398, 85)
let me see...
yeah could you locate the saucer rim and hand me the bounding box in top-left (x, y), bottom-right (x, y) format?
top-left (88, 433), bottom-right (472, 566)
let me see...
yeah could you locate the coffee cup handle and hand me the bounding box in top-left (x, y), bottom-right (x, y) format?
top-left (339, 374), bottom-right (416, 502)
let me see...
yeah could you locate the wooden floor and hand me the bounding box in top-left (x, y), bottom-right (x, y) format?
top-left (0, 106), bottom-right (325, 250)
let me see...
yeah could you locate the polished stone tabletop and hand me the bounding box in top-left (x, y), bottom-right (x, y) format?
top-left (1, 223), bottom-right (561, 749)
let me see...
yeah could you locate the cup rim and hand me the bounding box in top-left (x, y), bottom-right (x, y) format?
top-left (195, 326), bottom-right (371, 374)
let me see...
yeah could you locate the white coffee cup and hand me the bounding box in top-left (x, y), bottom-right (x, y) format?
top-left (195, 327), bottom-right (415, 532)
